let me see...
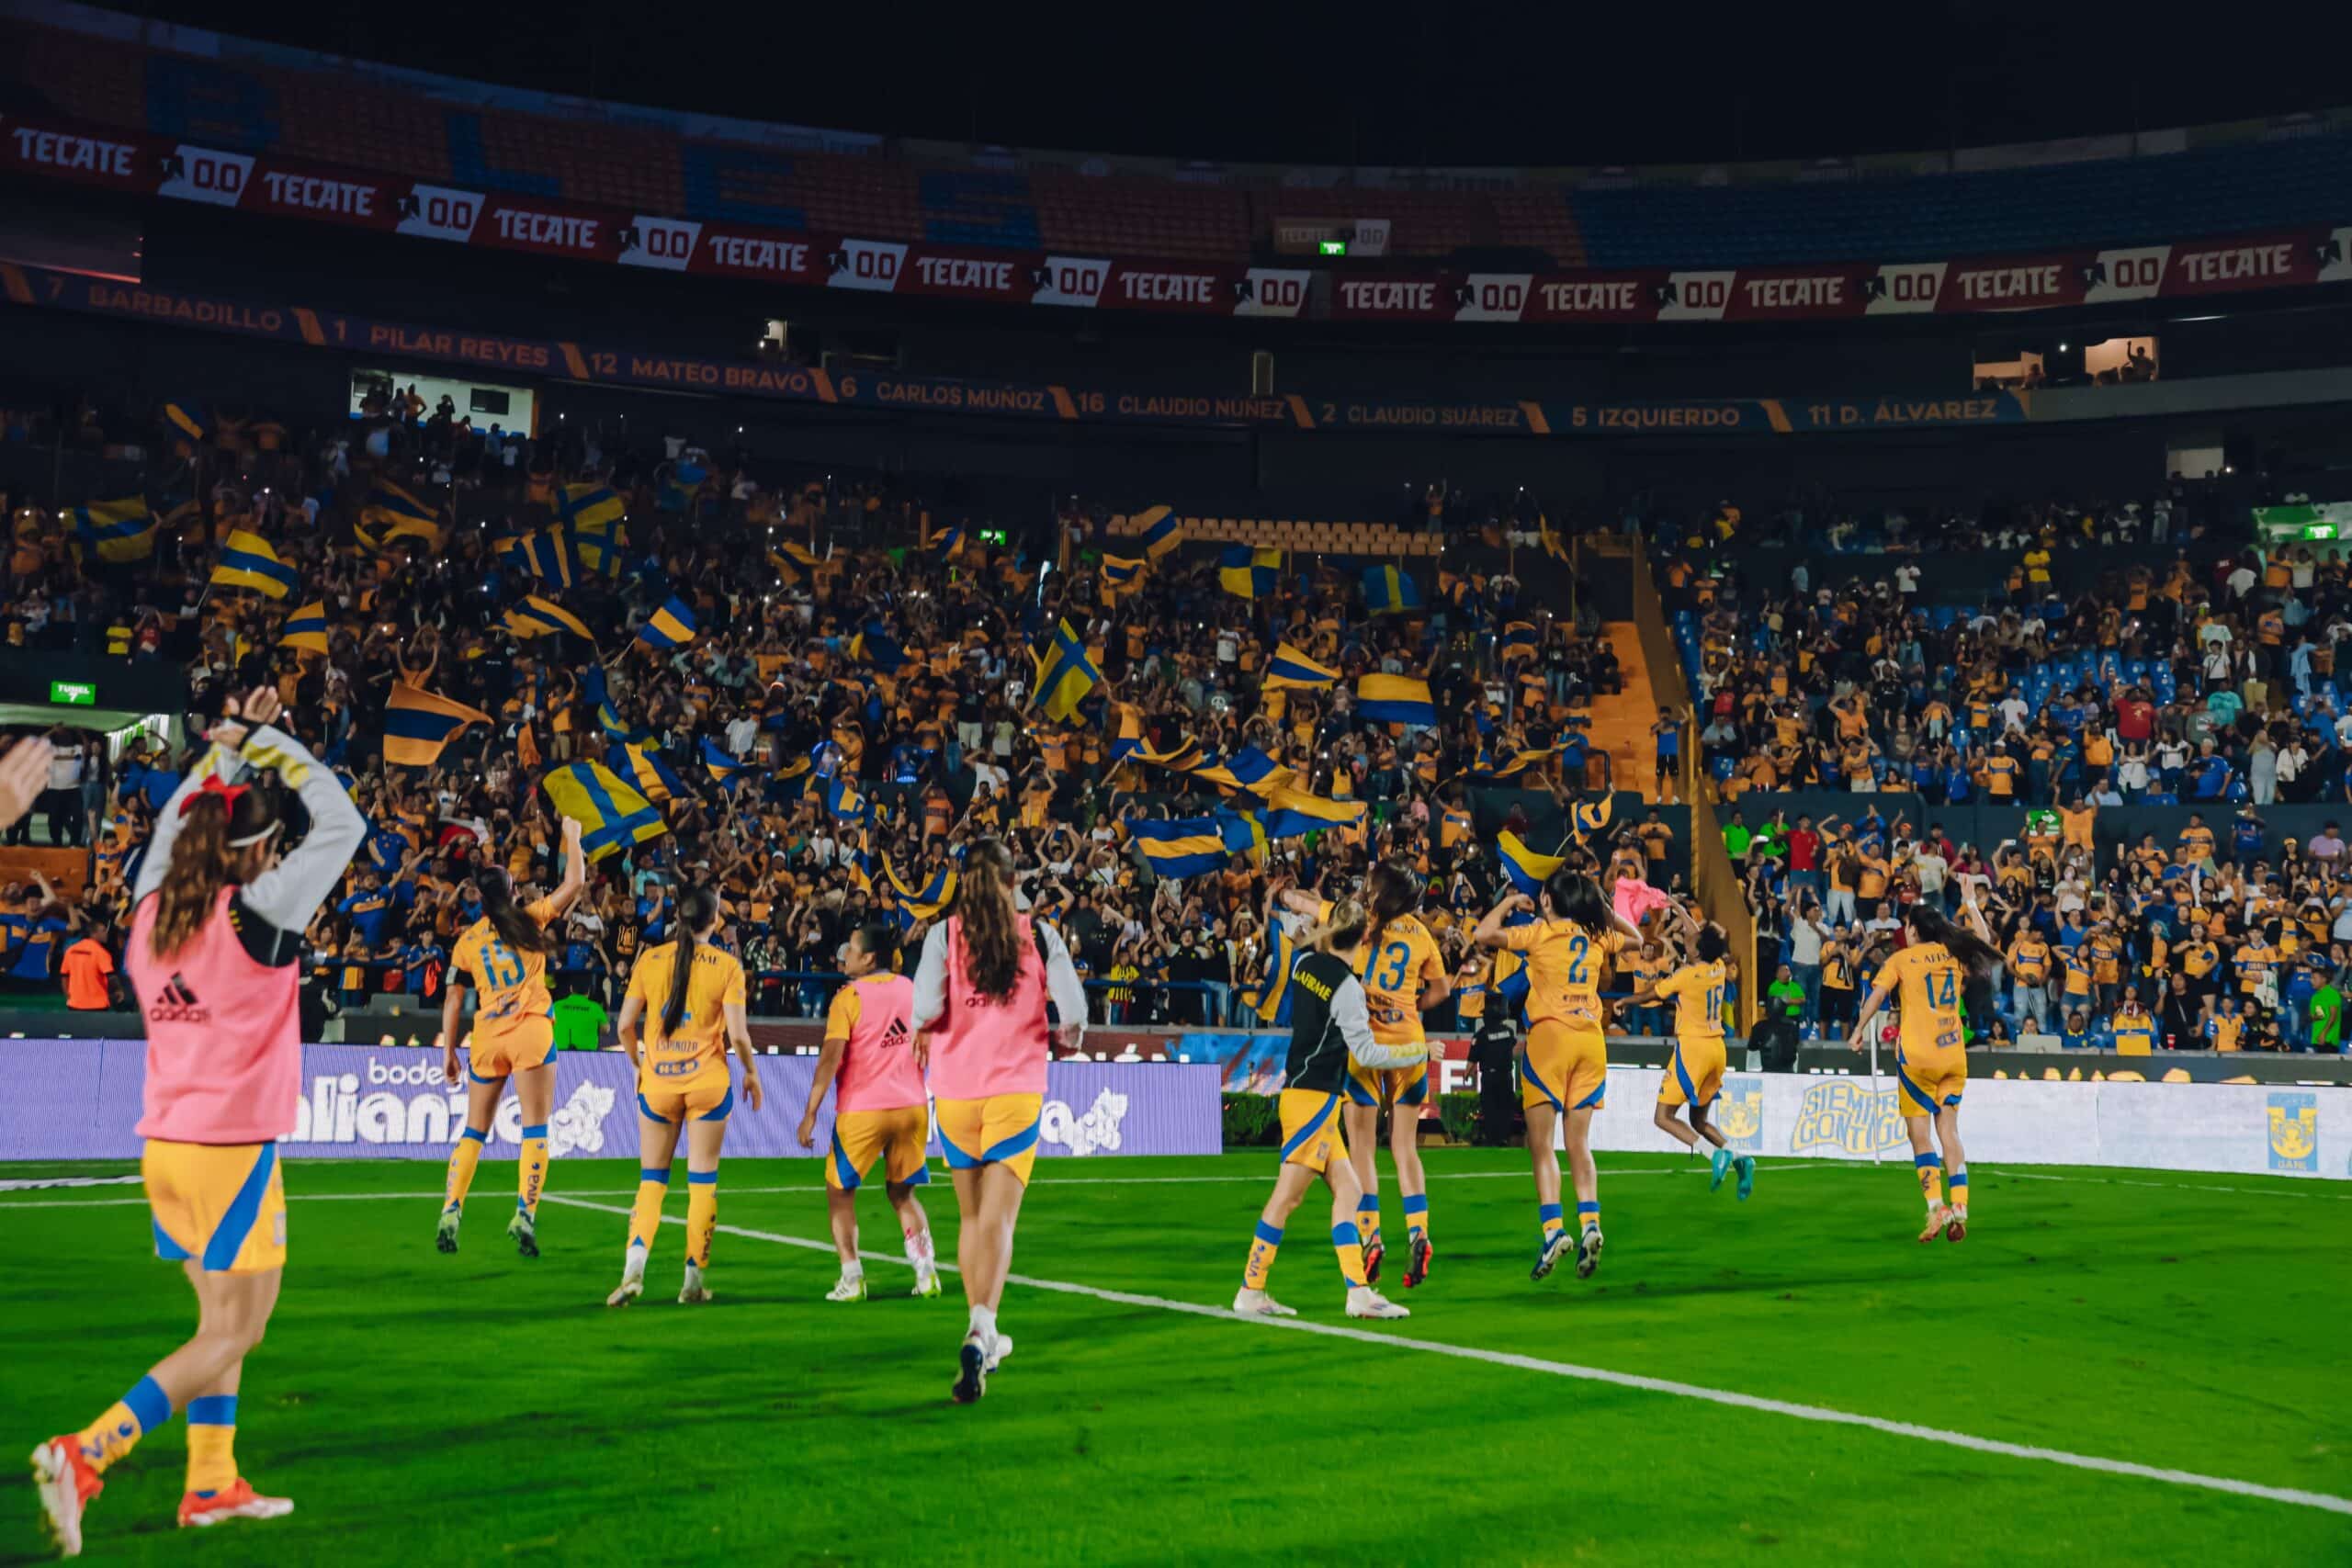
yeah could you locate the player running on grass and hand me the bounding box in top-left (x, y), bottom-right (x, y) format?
top-left (1473, 869), bottom-right (1645, 1284)
top-left (796, 919), bottom-right (944, 1303)
top-left (606, 884), bottom-right (764, 1306)
top-left (1234, 897), bottom-right (1418, 1321)
top-left (434, 817), bottom-right (586, 1258)
top-left (33, 689), bottom-right (363, 1557)
top-left (1845, 884), bottom-right (2002, 1243)
top-left (911, 839), bottom-right (1087, 1404)
top-left (1618, 914), bottom-right (1757, 1200)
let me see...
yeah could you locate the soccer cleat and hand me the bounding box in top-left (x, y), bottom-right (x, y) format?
top-left (826, 1272), bottom-right (868, 1303)
top-left (29, 1437), bottom-right (100, 1558)
top-left (605, 1277), bottom-right (643, 1308)
top-left (1345, 1285), bottom-right (1409, 1320)
top-left (435, 1207), bottom-right (460, 1254)
top-left (1575, 1226), bottom-right (1605, 1280)
top-left (1736, 1156), bottom-right (1757, 1201)
top-left (1918, 1203), bottom-right (1953, 1244)
top-left (951, 1334), bottom-right (989, 1404)
top-left (984, 1334), bottom-right (1013, 1374)
top-left (1709, 1146), bottom-right (1734, 1191)
top-left (1945, 1207), bottom-right (1969, 1244)
top-left (1403, 1235), bottom-right (1433, 1288)
top-left (1232, 1287), bottom-right (1298, 1317)
top-left (1532, 1229), bottom-right (1571, 1280)
top-left (678, 1264), bottom-right (713, 1304)
top-left (177, 1478), bottom-right (293, 1530)
top-left (910, 1267), bottom-right (943, 1299)
top-left (1361, 1239), bottom-right (1385, 1284)
top-left (507, 1209), bottom-right (538, 1259)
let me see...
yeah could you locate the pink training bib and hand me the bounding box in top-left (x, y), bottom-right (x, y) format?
top-left (130, 886), bottom-right (302, 1145)
top-left (927, 915), bottom-right (1051, 1100)
top-left (835, 972), bottom-right (925, 1112)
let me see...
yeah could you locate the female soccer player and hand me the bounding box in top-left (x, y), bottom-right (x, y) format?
top-left (797, 919), bottom-right (944, 1303)
top-left (1621, 916), bottom-right (1757, 1200)
top-left (435, 815), bottom-right (586, 1258)
top-left (1233, 898), bottom-right (1417, 1321)
top-left (1846, 885), bottom-right (2003, 1242)
top-left (1278, 862), bottom-right (1448, 1289)
top-left (912, 839), bottom-right (1086, 1404)
top-left (1474, 869), bottom-right (1645, 1283)
top-left (606, 884), bottom-right (763, 1305)
top-left (33, 689), bottom-right (363, 1555)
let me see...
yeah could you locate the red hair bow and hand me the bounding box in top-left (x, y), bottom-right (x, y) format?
top-left (180, 776), bottom-right (251, 819)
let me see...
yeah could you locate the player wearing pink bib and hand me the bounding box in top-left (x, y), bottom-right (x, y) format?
top-left (797, 920), bottom-right (943, 1303)
top-left (910, 840), bottom-right (1086, 1404)
top-left (30, 690), bottom-right (362, 1558)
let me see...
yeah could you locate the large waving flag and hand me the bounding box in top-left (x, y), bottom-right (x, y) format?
top-left (1189, 745), bottom-right (1293, 795)
top-left (1500, 621), bottom-right (1539, 662)
top-left (618, 739), bottom-right (684, 805)
top-left (1134, 504), bottom-right (1182, 561)
top-left (358, 479), bottom-right (445, 550)
top-left (503, 594), bottom-right (594, 643)
top-left (1571, 793), bottom-right (1615, 840)
top-left (1129, 734), bottom-right (1204, 772)
top-left (637, 595), bottom-right (698, 650)
top-left (543, 761), bottom-right (667, 862)
top-left (1264, 642), bottom-right (1340, 691)
top-left (581, 665), bottom-right (635, 739)
top-left (556, 482), bottom-right (626, 535)
top-left (383, 682), bottom-right (492, 768)
top-left (1259, 784), bottom-right (1368, 840)
top-left (850, 626), bottom-right (908, 674)
top-left (497, 526), bottom-right (578, 589)
top-left (209, 530), bottom-right (300, 599)
top-left (161, 399), bottom-right (209, 447)
top-left (885, 857), bottom-right (959, 924)
top-left (1355, 673), bottom-right (1438, 727)
top-left (823, 773), bottom-right (869, 824)
top-left (1129, 816), bottom-right (1230, 880)
top-left (278, 601), bottom-right (330, 656)
top-left (1100, 555), bottom-right (1146, 601)
top-left (1032, 618), bottom-right (1102, 723)
top-left (576, 526), bottom-right (627, 580)
top-left (1244, 921), bottom-right (1300, 1026)
top-left (1217, 546), bottom-right (1283, 601)
top-left (934, 526), bottom-right (966, 561)
top-left (700, 738), bottom-right (752, 789)
top-left (1498, 829), bottom-right (1565, 896)
top-left (1362, 565), bottom-right (1421, 615)
top-left (70, 497), bottom-right (157, 564)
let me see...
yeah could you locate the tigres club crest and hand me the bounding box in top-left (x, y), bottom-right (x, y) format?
top-left (1717, 1077), bottom-right (1764, 1152)
top-left (2267, 1092), bottom-right (2318, 1172)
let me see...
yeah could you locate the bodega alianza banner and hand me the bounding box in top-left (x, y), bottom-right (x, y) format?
top-left (0, 1041), bottom-right (1221, 1162)
top-left (6, 111), bottom-right (2349, 327)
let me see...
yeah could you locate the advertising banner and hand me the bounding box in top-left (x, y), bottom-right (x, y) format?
top-left (6, 112), bottom-right (2346, 329)
top-left (0, 1042), bottom-right (1221, 1163)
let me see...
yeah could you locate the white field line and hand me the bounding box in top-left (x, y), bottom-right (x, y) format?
top-left (547, 1194), bottom-right (2352, 1520)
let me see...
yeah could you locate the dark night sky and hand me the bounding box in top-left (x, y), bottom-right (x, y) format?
top-left (109, 1), bottom-right (2346, 168)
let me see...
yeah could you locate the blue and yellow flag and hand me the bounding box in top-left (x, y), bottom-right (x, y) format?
top-left (70, 497), bottom-right (157, 564)
top-left (210, 530), bottom-right (300, 599)
top-left (543, 761), bottom-right (667, 862)
top-left (503, 594), bottom-right (594, 643)
top-left (1189, 745), bottom-right (1292, 795)
top-left (1129, 734), bottom-right (1204, 772)
top-left (637, 595), bottom-right (697, 650)
top-left (1355, 673), bottom-right (1438, 727)
top-left (580, 666), bottom-right (637, 739)
top-left (824, 773), bottom-right (869, 824)
top-left (1134, 504), bottom-right (1182, 560)
top-left (497, 526), bottom-right (577, 589)
top-left (1500, 621), bottom-right (1539, 662)
top-left (1362, 565), bottom-right (1421, 615)
top-left (1100, 554), bottom-right (1146, 600)
top-left (576, 526), bottom-right (627, 580)
top-left (850, 626), bottom-right (908, 674)
top-left (162, 399), bottom-right (209, 446)
top-left (1264, 642), bottom-right (1340, 690)
top-left (384, 682), bottom-right (492, 768)
top-left (1259, 784), bottom-right (1367, 840)
top-left (1498, 829), bottom-right (1565, 896)
top-left (886, 857), bottom-right (958, 923)
top-left (618, 739), bottom-right (684, 804)
top-left (934, 526), bottom-right (966, 561)
top-left (1129, 816), bottom-right (1229, 880)
top-left (701, 738), bottom-right (752, 789)
top-left (557, 483), bottom-right (626, 535)
top-left (1571, 793), bottom-right (1615, 840)
top-left (278, 601), bottom-right (330, 656)
top-left (1032, 618), bottom-right (1102, 723)
top-left (1217, 545), bottom-right (1283, 600)
top-left (1246, 922), bottom-right (1300, 1026)
top-left (358, 480), bottom-right (445, 550)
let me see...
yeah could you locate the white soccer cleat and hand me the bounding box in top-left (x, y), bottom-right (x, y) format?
top-left (1345, 1285), bottom-right (1410, 1320)
top-left (678, 1263), bottom-right (713, 1304)
top-left (984, 1333), bottom-right (1013, 1374)
top-left (605, 1247), bottom-right (647, 1307)
top-left (910, 1266), bottom-right (942, 1299)
top-left (1575, 1226), bottom-right (1605, 1279)
top-left (1232, 1287), bottom-right (1298, 1317)
top-left (29, 1438), bottom-right (92, 1558)
top-left (826, 1272), bottom-right (868, 1303)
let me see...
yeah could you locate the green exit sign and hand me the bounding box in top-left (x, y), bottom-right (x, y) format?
top-left (49, 681), bottom-right (96, 706)
top-left (2304, 523), bottom-right (2338, 540)
top-left (1317, 239), bottom-right (1348, 256)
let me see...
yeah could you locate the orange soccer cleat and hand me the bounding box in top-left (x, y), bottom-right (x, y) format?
top-left (1917, 1203), bottom-right (1954, 1244)
top-left (178, 1477), bottom-right (294, 1530)
top-left (29, 1437), bottom-right (102, 1558)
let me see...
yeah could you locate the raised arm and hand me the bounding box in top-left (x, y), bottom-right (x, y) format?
top-left (544, 817), bottom-right (587, 919)
top-left (1039, 919), bottom-right (1087, 1049)
top-left (234, 723), bottom-right (368, 934)
top-left (1473, 891), bottom-right (1534, 950)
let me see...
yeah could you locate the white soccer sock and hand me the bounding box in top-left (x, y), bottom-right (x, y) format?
top-left (841, 1258), bottom-right (865, 1280)
top-left (905, 1228), bottom-right (933, 1265)
top-left (968, 1303), bottom-right (997, 1342)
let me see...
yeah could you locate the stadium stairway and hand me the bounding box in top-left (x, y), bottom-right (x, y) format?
top-left (1580, 623), bottom-right (1661, 799)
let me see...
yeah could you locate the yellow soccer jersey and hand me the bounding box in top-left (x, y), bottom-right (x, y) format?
top-left (1321, 902), bottom-right (1446, 1044)
top-left (1496, 919), bottom-right (1624, 1036)
top-left (1656, 959), bottom-right (1727, 1042)
top-left (1884, 942), bottom-right (1966, 1055)
top-left (628, 942), bottom-right (749, 1092)
top-left (453, 897), bottom-right (559, 1028)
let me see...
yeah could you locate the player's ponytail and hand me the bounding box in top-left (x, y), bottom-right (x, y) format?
top-left (479, 867), bottom-right (557, 955)
top-left (1905, 904), bottom-right (2000, 978)
top-left (1541, 868), bottom-right (1611, 936)
top-left (150, 782), bottom-right (279, 960)
top-left (1364, 860), bottom-right (1420, 957)
top-left (950, 838), bottom-right (1022, 1000)
top-left (663, 884), bottom-right (719, 1037)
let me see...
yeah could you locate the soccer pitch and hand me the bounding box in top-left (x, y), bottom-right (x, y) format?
top-left (4, 1151), bottom-right (2346, 1565)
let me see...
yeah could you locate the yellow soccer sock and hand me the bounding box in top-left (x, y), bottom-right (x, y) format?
top-left (1539, 1201), bottom-right (1566, 1242)
top-left (184, 1395), bottom-right (237, 1498)
top-left (1577, 1200), bottom-right (1600, 1234)
top-left (1331, 1222), bottom-right (1367, 1289)
top-left (518, 1124), bottom-right (549, 1220)
top-left (1915, 1152), bottom-right (1945, 1207)
top-left (1356, 1194), bottom-right (1382, 1252)
top-left (443, 1126), bottom-right (486, 1211)
top-left (1949, 1168), bottom-right (1969, 1212)
top-left (685, 1172), bottom-right (718, 1266)
top-left (76, 1375), bottom-right (173, 1475)
top-left (628, 1168), bottom-right (669, 1254)
top-left (1242, 1220), bottom-right (1282, 1290)
top-left (1403, 1192), bottom-right (1430, 1245)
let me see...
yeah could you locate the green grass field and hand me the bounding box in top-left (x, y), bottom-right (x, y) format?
top-left (3, 1150), bottom-right (2346, 1566)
